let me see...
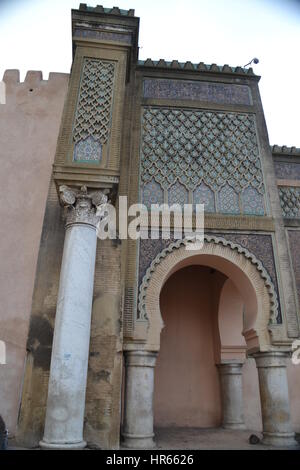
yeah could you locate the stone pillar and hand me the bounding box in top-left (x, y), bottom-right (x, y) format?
top-left (254, 351), bottom-right (297, 447)
top-left (122, 350), bottom-right (157, 449)
top-left (40, 186), bottom-right (108, 449)
top-left (217, 362), bottom-right (245, 430)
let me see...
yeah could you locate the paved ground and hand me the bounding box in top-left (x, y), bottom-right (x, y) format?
top-left (153, 427), bottom-right (300, 450)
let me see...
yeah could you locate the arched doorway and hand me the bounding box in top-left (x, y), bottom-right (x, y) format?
top-left (122, 237), bottom-right (296, 449)
top-left (136, 236), bottom-right (279, 353)
top-left (153, 263), bottom-right (263, 433)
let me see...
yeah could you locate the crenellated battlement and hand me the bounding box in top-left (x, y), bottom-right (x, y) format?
top-left (2, 69), bottom-right (69, 86)
top-left (1, 70), bottom-right (69, 107)
top-left (137, 59), bottom-right (256, 77)
top-left (271, 145), bottom-right (300, 157)
top-left (78, 3), bottom-right (135, 16)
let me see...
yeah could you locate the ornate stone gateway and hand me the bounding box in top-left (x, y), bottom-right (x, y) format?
top-left (122, 237), bottom-right (297, 448)
top-left (12, 5), bottom-right (299, 451)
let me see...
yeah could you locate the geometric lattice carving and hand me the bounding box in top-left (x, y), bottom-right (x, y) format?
top-left (241, 185), bottom-right (265, 215)
top-left (168, 181), bottom-right (188, 205)
top-left (193, 182), bottom-right (215, 212)
top-left (72, 58), bottom-right (115, 162)
top-left (218, 183), bottom-right (240, 214)
top-left (140, 107), bottom-right (265, 215)
top-left (279, 186), bottom-right (300, 218)
top-left (142, 179), bottom-right (164, 209)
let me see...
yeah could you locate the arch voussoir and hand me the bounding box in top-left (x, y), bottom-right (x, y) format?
top-left (137, 235), bottom-right (278, 352)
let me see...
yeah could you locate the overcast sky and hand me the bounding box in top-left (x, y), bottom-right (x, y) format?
top-left (0, 0), bottom-right (299, 146)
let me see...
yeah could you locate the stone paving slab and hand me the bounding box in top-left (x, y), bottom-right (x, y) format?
top-left (153, 428), bottom-right (300, 450)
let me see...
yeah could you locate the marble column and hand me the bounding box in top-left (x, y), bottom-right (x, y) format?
top-left (217, 362), bottom-right (245, 430)
top-left (122, 350), bottom-right (157, 449)
top-left (254, 351), bottom-right (297, 447)
top-left (40, 185), bottom-right (108, 449)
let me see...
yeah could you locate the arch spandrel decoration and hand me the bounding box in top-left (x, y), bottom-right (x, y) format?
top-left (136, 235), bottom-right (279, 352)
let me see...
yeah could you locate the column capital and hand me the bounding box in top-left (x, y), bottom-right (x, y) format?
top-left (252, 351), bottom-right (291, 368)
top-left (217, 362), bottom-right (244, 375)
top-left (59, 185), bottom-right (109, 228)
top-left (124, 350), bottom-right (158, 368)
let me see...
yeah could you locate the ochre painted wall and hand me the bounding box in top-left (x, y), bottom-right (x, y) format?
top-left (154, 266), bottom-right (223, 428)
top-left (0, 70), bottom-right (69, 435)
top-left (243, 358), bottom-right (262, 431)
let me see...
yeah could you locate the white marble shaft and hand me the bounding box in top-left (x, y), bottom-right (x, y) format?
top-left (122, 351), bottom-right (158, 449)
top-left (254, 352), bottom-right (297, 447)
top-left (40, 187), bottom-right (106, 449)
top-left (217, 362), bottom-right (245, 429)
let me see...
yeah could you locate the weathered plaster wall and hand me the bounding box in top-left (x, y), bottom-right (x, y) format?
top-left (218, 279), bottom-right (246, 348)
top-left (84, 238), bottom-right (123, 449)
top-left (16, 180), bottom-right (65, 446)
top-left (0, 70), bottom-right (69, 435)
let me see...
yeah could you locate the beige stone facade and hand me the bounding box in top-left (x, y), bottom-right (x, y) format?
top-left (0, 5), bottom-right (299, 449)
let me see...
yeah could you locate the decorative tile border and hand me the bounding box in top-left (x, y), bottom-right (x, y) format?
top-left (73, 28), bottom-right (132, 44)
top-left (143, 78), bottom-right (252, 105)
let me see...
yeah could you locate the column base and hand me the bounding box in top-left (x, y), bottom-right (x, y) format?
top-left (39, 440), bottom-right (87, 450)
top-left (222, 423), bottom-right (246, 430)
top-left (261, 432), bottom-right (298, 448)
top-left (122, 432), bottom-right (155, 449)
